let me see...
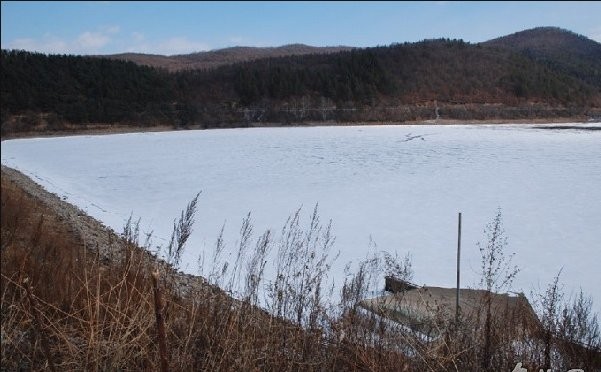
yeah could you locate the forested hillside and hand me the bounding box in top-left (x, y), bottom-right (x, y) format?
top-left (103, 44), bottom-right (354, 72)
top-left (2, 27), bottom-right (600, 136)
top-left (484, 26), bottom-right (601, 88)
top-left (1, 52), bottom-right (176, 125)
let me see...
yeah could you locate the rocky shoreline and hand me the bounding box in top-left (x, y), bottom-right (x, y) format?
top-left (1, 116), bottom-right (597, 140)
top-left (1, 165), bottom-right (209, 297)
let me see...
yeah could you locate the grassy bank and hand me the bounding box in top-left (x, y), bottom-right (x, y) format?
top-left (1, 167), bottom-right (599, 370)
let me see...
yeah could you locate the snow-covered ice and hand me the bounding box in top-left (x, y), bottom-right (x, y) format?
top-left (2, 124), bottom-right (600, 313)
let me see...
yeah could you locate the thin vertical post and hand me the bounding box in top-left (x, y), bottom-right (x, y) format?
top-left (456, 212), bottom-right (462, 323)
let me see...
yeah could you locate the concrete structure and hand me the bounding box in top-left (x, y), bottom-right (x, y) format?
top-left (360, 279), bottom-right (539, 338)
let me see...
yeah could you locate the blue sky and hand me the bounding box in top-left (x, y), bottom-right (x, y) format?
top-left (2, 1), bottom-right (600, 56)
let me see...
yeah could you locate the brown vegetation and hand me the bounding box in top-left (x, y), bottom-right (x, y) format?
top-left (0, 168), bottom-right (409, 370)
top-left (103, 44), bottom-right (355, 72)
top-left (1, 167), bottom-right (600, 370)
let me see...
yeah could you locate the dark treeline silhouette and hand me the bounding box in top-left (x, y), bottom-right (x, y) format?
top-left (485, 27), bottom-right (601, 88)
top-left (2, 27), bottom-right (600, 135)
top-left (1, 51), bottom-right (177, 126)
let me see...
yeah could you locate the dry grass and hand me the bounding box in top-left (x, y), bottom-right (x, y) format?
top-left (0, 172), bottom-right (410, 370)
top-left (1, 170), bottom-right (599, 371)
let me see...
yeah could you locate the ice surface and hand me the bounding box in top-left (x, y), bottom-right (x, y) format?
top-left (2, 124), bottom-right (600, 313)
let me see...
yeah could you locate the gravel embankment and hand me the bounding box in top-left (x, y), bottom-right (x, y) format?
top-left (1, 165), bottom-right (209, 297)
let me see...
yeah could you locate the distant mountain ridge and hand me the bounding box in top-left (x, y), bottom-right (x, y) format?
top-left (2, 27), bottom-right (600, 136)
top-left (103, 44), bottom-right (354, 71)
top-left (101, 27), bottom-right (601, 75)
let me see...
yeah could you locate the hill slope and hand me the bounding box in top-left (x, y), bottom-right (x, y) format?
top-left (483, 26), bottom-right (601, 87)
top-left (103, 44), bottom-right (354, 72)
top-left (2, 27), bottom-right (600, 135)
top-left (484, 27), bottom-right (601, 59)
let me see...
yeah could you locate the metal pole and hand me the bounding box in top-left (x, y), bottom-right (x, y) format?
top-left (456, 212), bottom-right (462, 323)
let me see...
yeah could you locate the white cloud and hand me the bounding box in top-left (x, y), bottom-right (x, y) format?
top-left (6, 27), bottom-right (210, 56)
top-left (8, 35), bottom-right (69, 54)
top-left (77, 31), bottom-right (111, 50)
top-left (6, 26), bottom-right (120, 55)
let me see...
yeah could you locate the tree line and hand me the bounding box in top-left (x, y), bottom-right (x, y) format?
top-left (2, 33), bottom-right (600, 135)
